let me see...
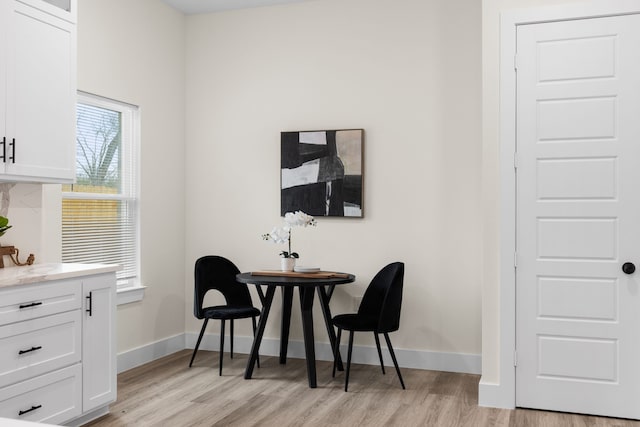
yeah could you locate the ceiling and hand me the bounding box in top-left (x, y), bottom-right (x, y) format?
top-left (161, 0), bottom-right (318, 14)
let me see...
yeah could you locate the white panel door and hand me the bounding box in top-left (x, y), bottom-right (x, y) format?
top-left (516, 14), bottom-right (640, 419)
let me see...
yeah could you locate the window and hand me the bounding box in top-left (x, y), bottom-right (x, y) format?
top-left (62, 92), bottom-right (141, 300)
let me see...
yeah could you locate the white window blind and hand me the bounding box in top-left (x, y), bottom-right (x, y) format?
top-left (62, 93), bottom-right (139, 287)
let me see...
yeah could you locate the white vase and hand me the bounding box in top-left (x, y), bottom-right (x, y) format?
top-left (281, 257), bottom-right (296, 272)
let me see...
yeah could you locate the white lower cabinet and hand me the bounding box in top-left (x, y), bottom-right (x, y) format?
top-left (0, 268), bottom-right (117, 425)
top-left (82, 275), bottom-right (116, 412)
top-left (0, 364), bottom-right (82, 424)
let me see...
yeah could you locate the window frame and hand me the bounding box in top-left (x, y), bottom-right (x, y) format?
top-left (62, 91), bottom-right (144, 304)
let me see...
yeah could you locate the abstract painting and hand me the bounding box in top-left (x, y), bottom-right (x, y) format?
top-left (281, 129), bottom-right (363, 217)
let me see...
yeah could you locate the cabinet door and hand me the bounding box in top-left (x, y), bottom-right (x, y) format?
top-left (3, 0), bottom-right (76, 182)
top-left (82, 273), bottom-right (116, 412)
top-left (0, 1), bottom-right (8, 155)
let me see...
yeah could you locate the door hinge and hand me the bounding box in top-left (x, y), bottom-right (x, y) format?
top-left (514, 252), bottom-right (517, 269)
top-left (514, 54), bottom-right (518, 71)
top-left (514, 152), bottom-right (519, 170)
top-left (514, 350), bottom-right (518, 367)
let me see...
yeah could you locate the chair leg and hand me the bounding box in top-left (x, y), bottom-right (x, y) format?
top-left (219, 319), bottom-right (225, 376)
top-left (333, 327), bottom-right (342, 378)
top-left (189, 319), bottom-right (209, 368)
top-left (252, 316), bottom-right (260, 368)
top-left (230, 319), bottom-right (234, 359)
top-left (345, 330), bottom-right (354, 392)
top-left (374, 332), bottom-right (386, 375)
top-left (383, 332), bottom-right (405, 389)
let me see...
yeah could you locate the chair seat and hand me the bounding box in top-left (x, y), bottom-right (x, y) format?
top-left (203, 305), bottom-right (260, 320)
top-left (332, 313), bottom-right (379, 331)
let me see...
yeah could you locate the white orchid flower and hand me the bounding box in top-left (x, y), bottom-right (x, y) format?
top-left (284, 212), bottom-right (300, 227)
top-left (284, 211), bottom-right (317, 227)
top-left (269, 226), bottom-right (290, 244)
top-left (262, 211), bottom-right (316, 258)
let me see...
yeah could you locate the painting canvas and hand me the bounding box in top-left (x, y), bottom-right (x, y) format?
top-left (281, 129), bottom-right (363, 217)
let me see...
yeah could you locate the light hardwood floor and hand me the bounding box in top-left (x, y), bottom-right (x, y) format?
top-left (86, 350), bottom-right (640, 427)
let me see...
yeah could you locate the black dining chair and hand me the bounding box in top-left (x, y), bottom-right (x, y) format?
top-left (189, 255), bottom-right (261, 375)
top-left (332, 262), bottom-right (406, 391)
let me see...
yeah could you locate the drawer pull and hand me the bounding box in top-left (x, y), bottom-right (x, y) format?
top-left (18, 404), bottom-right (42, 416)
top-left (19, 301), bottom-right (43, 309)
top-left (18, 346), bottom-right (42, 355)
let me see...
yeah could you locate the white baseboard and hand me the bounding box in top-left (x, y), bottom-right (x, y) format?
top-left (478, 376), bottom-right (515, 409)
top-left (184, 331), bottom-right (482, 375)
top-left (117, 333), bottom-right (185, 373)
top-left (116, 332), bottom-right (481, 375)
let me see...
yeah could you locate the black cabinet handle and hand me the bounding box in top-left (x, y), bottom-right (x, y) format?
top-left (0, 136), bottom-right (5, 162)
top-left (86, 291), bottom-right (93, 316)
top-left (18, 346), bottom-right (42, 355)
top-left (18, 405), bottom-right (42, 416)
top-left (10, 138), bottom-right (15, 163)
top-left (19, 301), bottom-right (43, 309)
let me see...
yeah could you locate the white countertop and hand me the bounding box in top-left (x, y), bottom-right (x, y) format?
top-left (0, 263), bottom-right (120, 288)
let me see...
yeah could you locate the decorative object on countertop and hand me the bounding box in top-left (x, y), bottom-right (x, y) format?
top-left (0, 215), bottom-right (11, 237)
top-left (0, 216), bottom-right (35, 268)
top-left (281, 129), bottom-right (363, 217)
top-left (262, 211), bottom-right (317, 271)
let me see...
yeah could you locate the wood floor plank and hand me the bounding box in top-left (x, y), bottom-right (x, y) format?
top-left (86, 350), bottom-right (640, 427)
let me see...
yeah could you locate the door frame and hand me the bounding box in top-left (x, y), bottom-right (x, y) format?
top-left (490, 0), bottom-right (640, 410)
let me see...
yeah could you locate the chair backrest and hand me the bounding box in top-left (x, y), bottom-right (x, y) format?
top-left (357, 262), bottom-right (404, 333)
top-left (193, 255), bottom-right (253, 319)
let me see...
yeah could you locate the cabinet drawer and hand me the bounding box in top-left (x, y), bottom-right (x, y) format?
top-left (0, 364), bottom-right (81, 424)
top-left (0, 311), bottom-right (81, 388)
top-left (0, 280), bottom-right (81, 326)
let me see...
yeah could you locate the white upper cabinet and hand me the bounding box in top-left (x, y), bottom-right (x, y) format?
top-left (0, 0), bottom-right (76, 183)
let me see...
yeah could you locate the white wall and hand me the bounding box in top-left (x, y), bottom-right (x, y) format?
top-left (184, 0), bottom-right (482, 358)
top-left (76, 0), bottom-right (186, 353)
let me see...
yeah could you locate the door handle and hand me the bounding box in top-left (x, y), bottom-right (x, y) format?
top-left (622, 262), bottom-right (635, 275)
